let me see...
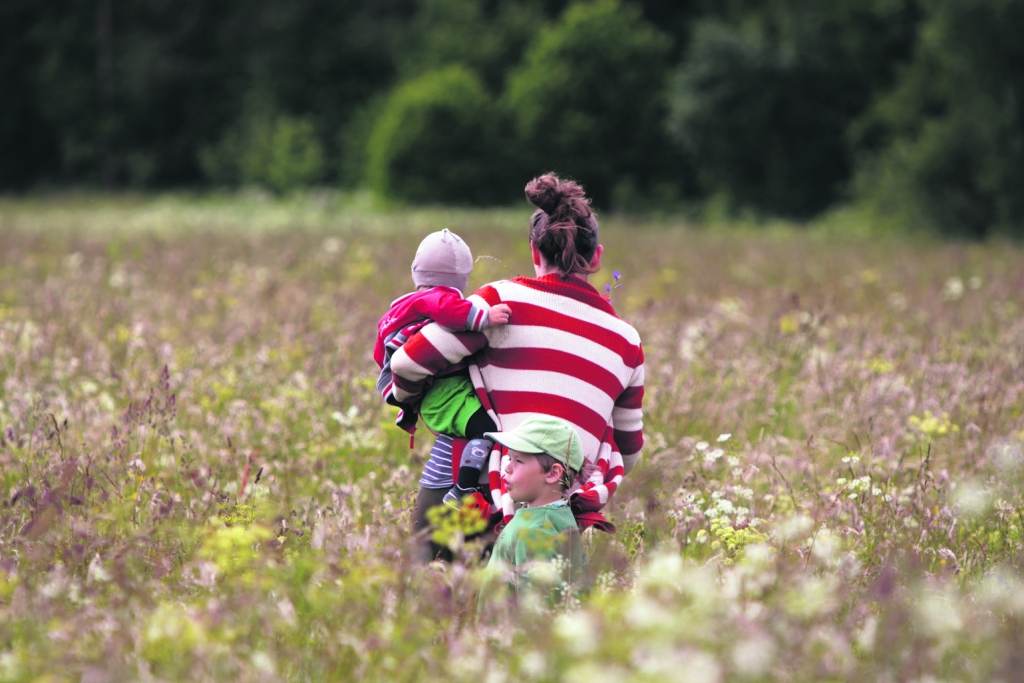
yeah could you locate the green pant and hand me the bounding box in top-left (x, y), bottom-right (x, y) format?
top-left (418, 374), bottom-right (483, 438)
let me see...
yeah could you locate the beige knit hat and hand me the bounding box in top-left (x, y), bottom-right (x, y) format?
top-left (411, 229), bottom-right (473, 291)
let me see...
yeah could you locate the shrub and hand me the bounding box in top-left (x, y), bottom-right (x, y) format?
top-left (505, 0), bottom-right (676, 207)
top-left (367, 65), bottom-right (513, 205)
top-left (242, 117), bottom-right (325, 194)
top-left (200, 116), bottom-right (325, 194)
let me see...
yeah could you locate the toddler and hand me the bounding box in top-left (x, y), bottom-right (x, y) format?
top-left (373, 229), bottom-right (511, 505)
top-left (485, 416), bottom-right (587, 593)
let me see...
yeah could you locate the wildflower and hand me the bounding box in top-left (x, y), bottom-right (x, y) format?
top-left (732, 636), bottom-right (776, 677)
top-left (887, 292), bottom-right (908, 311)
top-left (953, 480), bottom-right (990, 518)
top-left (695, 441), bottom-right (709, 451)
top-left (553, 612), bottom-right (598, 656)
top-left (704, 448), bottom-right (724, 463)
top-left (909, 411), bottom-right (960, 437)
top-left (943, 276), bottom-right (965, 301)
top-left (717, 433), bottom-right (732, 442)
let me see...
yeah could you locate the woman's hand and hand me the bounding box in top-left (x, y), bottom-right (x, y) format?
top-left (488, 303), bottom-right (512, 326)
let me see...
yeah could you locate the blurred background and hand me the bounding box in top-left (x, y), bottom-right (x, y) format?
top-left (2, 0), bottom-right (1022, 238)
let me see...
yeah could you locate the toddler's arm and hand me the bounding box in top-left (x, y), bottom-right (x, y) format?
top-left (411, 288), bottom-right (508, 332)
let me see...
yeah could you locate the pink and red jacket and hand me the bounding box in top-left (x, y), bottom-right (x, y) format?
top-left (374, 286), bottom-right (491, 433)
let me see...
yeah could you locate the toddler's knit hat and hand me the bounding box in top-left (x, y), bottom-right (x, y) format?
top-left (411, 229), bottom-right (473, 291)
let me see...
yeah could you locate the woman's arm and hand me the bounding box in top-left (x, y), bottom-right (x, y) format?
top-left (612, 346), bottom-right (645, 475)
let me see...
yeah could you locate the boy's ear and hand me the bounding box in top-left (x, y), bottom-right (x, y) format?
top-left (545, 463), bottom-right (565, 485)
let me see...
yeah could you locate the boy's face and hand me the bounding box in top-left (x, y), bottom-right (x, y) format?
top-left (504, 449), bottom-right (562, 504)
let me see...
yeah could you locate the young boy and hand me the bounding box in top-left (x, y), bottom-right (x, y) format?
top-left (484, 416), bottom-right (587, 594)
top-left (373, 229), bottom-right (511, 505)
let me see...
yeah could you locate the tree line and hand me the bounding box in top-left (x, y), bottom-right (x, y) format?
top-left (3, 0), bottom-right (1022, 236)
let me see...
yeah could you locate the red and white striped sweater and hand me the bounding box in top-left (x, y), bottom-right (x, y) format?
top-left (390, 274), bottom-right (645, 522)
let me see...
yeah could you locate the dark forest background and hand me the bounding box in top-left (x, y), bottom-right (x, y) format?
top-left (2, 0), bottom-right (1022, 237)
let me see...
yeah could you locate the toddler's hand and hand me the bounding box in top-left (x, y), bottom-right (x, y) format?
top-left (488, 303), bottom-right (512, 326)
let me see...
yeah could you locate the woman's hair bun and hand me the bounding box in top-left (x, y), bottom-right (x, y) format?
top-left (525, 174), bottom-right (586, 215)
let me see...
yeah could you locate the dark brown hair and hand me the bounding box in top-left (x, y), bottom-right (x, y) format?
top-left (535, 453), bottom-right (580, 491)
top-left (525, 174), bottom-right (599, 278)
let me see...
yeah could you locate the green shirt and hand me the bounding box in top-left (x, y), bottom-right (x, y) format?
top-left (487, 501), bottom-right (586, 596)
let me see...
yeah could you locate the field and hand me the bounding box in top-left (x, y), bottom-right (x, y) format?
top-left (1, 193), bottom-right (1023, 682)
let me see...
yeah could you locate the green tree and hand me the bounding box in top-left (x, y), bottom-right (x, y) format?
top-left (667, 0), bottom-right (919, 219)
top-left (394, 0), bottom-right (546, 92)
top-left (854, 0), bottom-right (1024, 238)
top-left (367, 65), bottom-right (513, 204)
top-left (505, 0), bottom-right (677, 207)
top-left (0, 0), bottom-right (413, 190)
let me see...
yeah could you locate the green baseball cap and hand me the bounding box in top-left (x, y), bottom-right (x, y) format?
top-left (485, 416), bottom-right (585, 473)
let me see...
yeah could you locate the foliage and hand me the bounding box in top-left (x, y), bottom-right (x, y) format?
top-left (395, 0), bottom-right (546, 92)
top-left (853, 0), bottom-right (1024, 238)
top-left (505, 0), bottom-right (677, 207)
top-left (0, 197), bottom-right (1023, 678)
top-left (666, 0), bottom-right (919, 218)
top-left (4, 0), bottom-right (1024, 238)
top-left (2, 0), bottom-right (406, 188)
top-left (368, 65), bottom-right (514, 204)
top-left (201, 116), bottom-right (326, 193)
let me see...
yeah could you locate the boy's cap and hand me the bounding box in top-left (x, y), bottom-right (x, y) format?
top-left (486, 416), bottom-right (585, 473)
top-left (411, 229), bottom-right (473, 291)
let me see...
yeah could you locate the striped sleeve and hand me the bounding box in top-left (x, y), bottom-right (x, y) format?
top-left (389, 323), bottom-right (489, 403)
top-left (612, 345), bottom-right (645, 457)
top-left (464, 302), bottom-right (490, 332)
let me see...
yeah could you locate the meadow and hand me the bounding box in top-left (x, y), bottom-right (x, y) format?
top-left (1, 192), bottom-right (1023, 682)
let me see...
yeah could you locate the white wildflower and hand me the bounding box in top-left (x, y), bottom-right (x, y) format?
top-left (322, 237), bottom-right (344, 254)
top-left (695, 441), bottom-right (709, 452)
top-left (553, 612), bottom-right (598, 656)
top-left (943, 276), bottom-right (964, 301)
top-left (732, 636), bottom-right (775, 677)
top-left (717, 433), bottom-right (732, 442)
top-left (704, 448), bottom-right (724, 463)
top-left (953, 480), bottom-right (989, 518)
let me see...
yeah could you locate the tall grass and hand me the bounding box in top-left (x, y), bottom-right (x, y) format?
top-left (1, 193), bottom-right (1023, 681)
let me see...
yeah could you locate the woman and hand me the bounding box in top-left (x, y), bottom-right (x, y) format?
top-left (390, 174), bottom-right (645, 540)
